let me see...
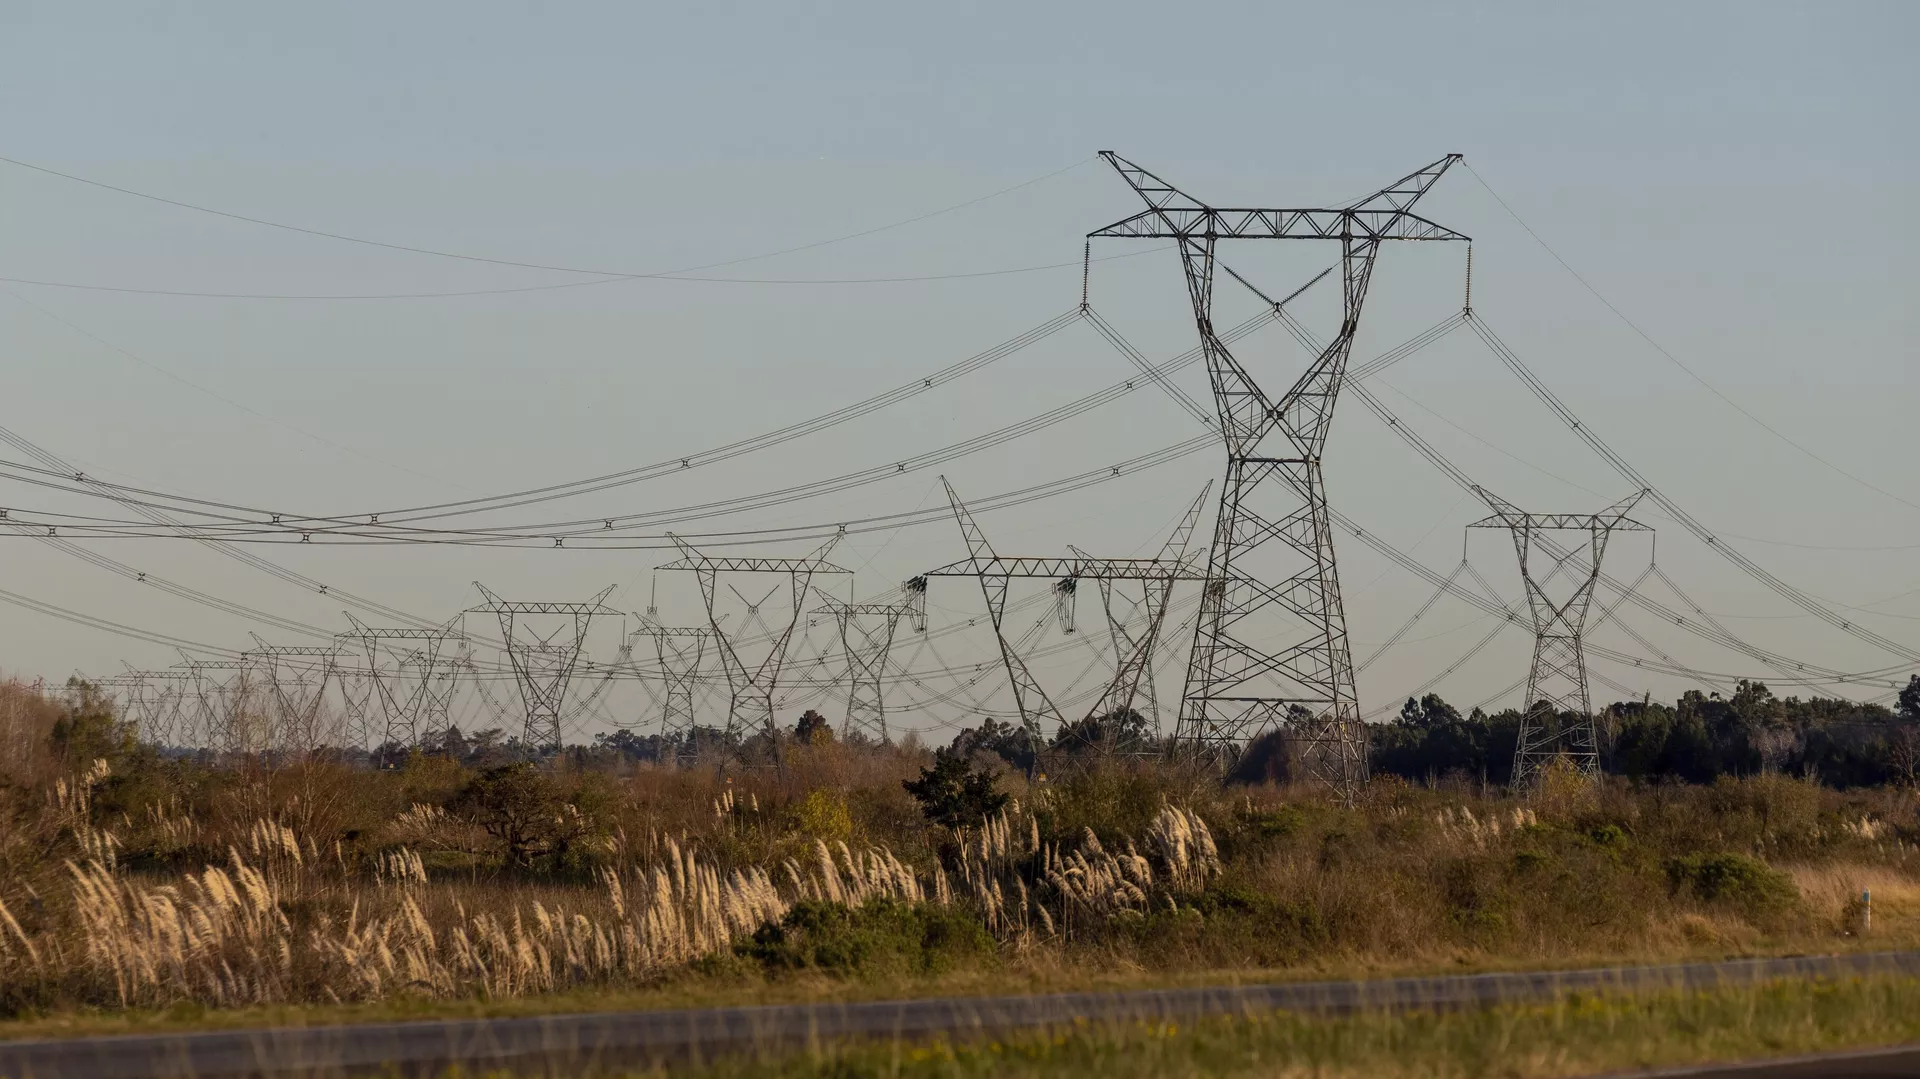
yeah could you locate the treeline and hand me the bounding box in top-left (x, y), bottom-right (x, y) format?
top-left (26, 670), bottom-right (1920, 790)
top-left (1370, 678), bottom-right (1920, 788)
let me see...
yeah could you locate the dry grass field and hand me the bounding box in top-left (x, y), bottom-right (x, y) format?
top-left (1, 676), bottom-right (1917, 1038)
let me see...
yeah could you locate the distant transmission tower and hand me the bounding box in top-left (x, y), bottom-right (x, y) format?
top-left (815, 587), bottom-right (923, 744)
top-left (1469, 487), bottom-right (1650, 787)
top-left (640, 622), bottom-right (715, 749)
top-left (920, 479), bottom-right (1207, 763)
top-left (471, 585), bottom-right (617, 753)
top-left (1075, 481), bottom-right (1209, 742)
top-left (174, 656), bottom-right (250, 751)
top-left (659, 536), bottom-right (849, 744)
top-left (243, 635), bottom-right (339, 754)
top-left (1089, 151), bottom-right (1467, 801)
top-left (340, 615), bottom-right (465, 760)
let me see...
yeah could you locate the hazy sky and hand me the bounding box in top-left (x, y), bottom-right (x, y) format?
top-left (1, 2), bottom-right (1914, 738)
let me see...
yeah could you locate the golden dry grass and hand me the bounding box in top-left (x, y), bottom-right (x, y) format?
top-left (0, 678), bottom-right (1917, 1029)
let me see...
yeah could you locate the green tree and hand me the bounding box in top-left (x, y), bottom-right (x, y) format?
top-left (50, 678), bottom-right (136, 767)
top-left (451, 762), bottom-right (571, 868)
top-left (793, 709), bottom-right (834, 745)
top-left (902, 749), bottom-right (1008, 829)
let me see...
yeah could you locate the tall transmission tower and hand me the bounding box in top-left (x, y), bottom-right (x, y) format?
top-left (174, 656), bottom-right (252, 752)
top-left (405, 641), bottom-right (467, 748)
top-left (91, 672), bottom-right (158, 743)
top-left (815, 587), bottom-right (924, 744)
top-left (639, 622), bottom-right (716, 751)
top-left (244, 635), bottom-right (339, 754)
top-left (340, 615), bottom-right (466, 760)
top-left (1469, 486), bottom-right (1650, 787)
top-left (658, 536), bottom-right (849, 744)
top-left (471, 584), bottom-right (618, 753)
top-left (1076, 481), bottom-right (1211, 741)
top-left (333, 660), bottom-right (378, 752)
top-left (121, 668), bottom-right (191, 746)
top-left (920, 479), bottom-right (1208, 762)
top-left (1088, 151), bottom-right (1468, 801)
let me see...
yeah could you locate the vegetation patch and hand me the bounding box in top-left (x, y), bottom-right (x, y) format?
top-left (736, 898), bottom-right (995, 977)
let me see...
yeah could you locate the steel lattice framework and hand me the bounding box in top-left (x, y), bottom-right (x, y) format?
top-left (91, 672), bottom-right (168, 745)
top-left (243, 635), bottom-right (340, 754)
top-left (921, 479), bottom-right (1208, 760)
top-left (658, 535), bottom-right (849, 744)
top-left (471, 584), bottom-right (616, 753)
top-left (340, 614), bottom-right (466, 761)
top-left (1076, 481), bottom-right (1210, 742)
top-left (638, 621), bottom-right (716, 749)
top-left (1089, 151), bottom-right (1467, 801)
top-left (814, 591), bottom-right (924, 744)
top-left (172, 656), bottom-right (252, 752)
top-left (121, 669), bottom-right (192, 746)
top-left (1469, 486), bottom-right (1650, 787)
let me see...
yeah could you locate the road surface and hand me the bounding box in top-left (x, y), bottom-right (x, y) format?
top-left (0, 950), bottom-right (1913, 1078)
top-left (1620, 1045), bottom-right (1920, 1077)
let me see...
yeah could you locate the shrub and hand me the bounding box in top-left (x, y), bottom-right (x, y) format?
top-left (794, 789), bottom-right (854, 841)
top-left (737, 898), bottom-right (994, 976)
top-left (1665, 852), bottom-right (1798, 916)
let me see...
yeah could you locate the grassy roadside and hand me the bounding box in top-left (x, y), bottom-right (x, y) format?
top-left (621, 975), bottom-right (1920, 1079)
top-left (0, 936), bottom-right (1912, 1043)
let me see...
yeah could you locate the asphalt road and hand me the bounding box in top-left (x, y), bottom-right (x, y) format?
top-left (0, 950), bottom-right (1914, 1078)
top-left (1619, 1045), bottom-right (1920, 1077)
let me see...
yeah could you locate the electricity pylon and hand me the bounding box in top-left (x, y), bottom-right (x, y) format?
top-left (658, 535), bottom-right (849, 744)
top-left (815, 591), bottom-right (923, 744)
top-left (1089, 151), bottom-right (1467, 801)
top-left (1469, 486), bottom-right (1650, 787)
top-left (1075, 481), bottom-right (1210, 742)
top-left (639, 621), bottom-right (715, 749)
top-left (471, 585), bottom-right (617, 753)
top-left (243, 635), bottom-right (339, 754)
top-left (172, 656), bottom-right (251, 751)
top-left (120, 667), bottom-right (192, 746)
top-left (921, 479), bottom-right (1208, 763)
top-left (340, 614), bottom-right (466, 760)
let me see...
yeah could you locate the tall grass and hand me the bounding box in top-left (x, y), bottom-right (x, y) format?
top-left (0, 673), bottom-right (1916, 1022)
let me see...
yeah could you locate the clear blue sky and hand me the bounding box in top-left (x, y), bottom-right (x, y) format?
top-left (1, 2), bottom-right (1914, 733)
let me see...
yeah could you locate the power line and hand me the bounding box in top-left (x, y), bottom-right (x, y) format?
top-left (0, 153), bottom-right (1100, 287)
top-left (1462, 161), bottom-right (1920, 515)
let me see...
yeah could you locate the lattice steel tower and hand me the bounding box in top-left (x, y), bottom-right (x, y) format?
top-left (816, 591), bottom-right (920, 745)
top-left (658, 536), bottom-right (849, 743)
top-left (1469, 487), bottom-right (1649, 787)
top-left (472, 585), bottom-right (617, 753)
top-left (1089, 151), bottom-right (1467, 800)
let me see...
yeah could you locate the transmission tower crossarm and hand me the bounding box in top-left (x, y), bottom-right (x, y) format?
top-left (468, 583), bottom-right (621, 616)
top-left (1467, 486), bottom-right (1654, 533)
top-left (1089, 152), bottom-right (1470, 243)
top-left (919, 555), bottom-right (1203, 580)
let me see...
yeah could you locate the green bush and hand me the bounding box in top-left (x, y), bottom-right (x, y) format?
top-left (1664, 852), bottom-right (1798, 915)
top-left (737, 899), bottom-right (995, 977)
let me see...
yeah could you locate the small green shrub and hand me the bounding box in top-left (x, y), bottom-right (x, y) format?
top-left (1511, 849), bottom-right (1552, 875)
top-left (737, 899), bottom-right (995, 977)
top-left (1664, 852), bottom-right (1798, 915)
top-left (1249, 805), bottom-right (1307, 839)
top-left (1588, 823), bottom-right (1628, 846)
top-left (794, 789), bottom-right (854, 840)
